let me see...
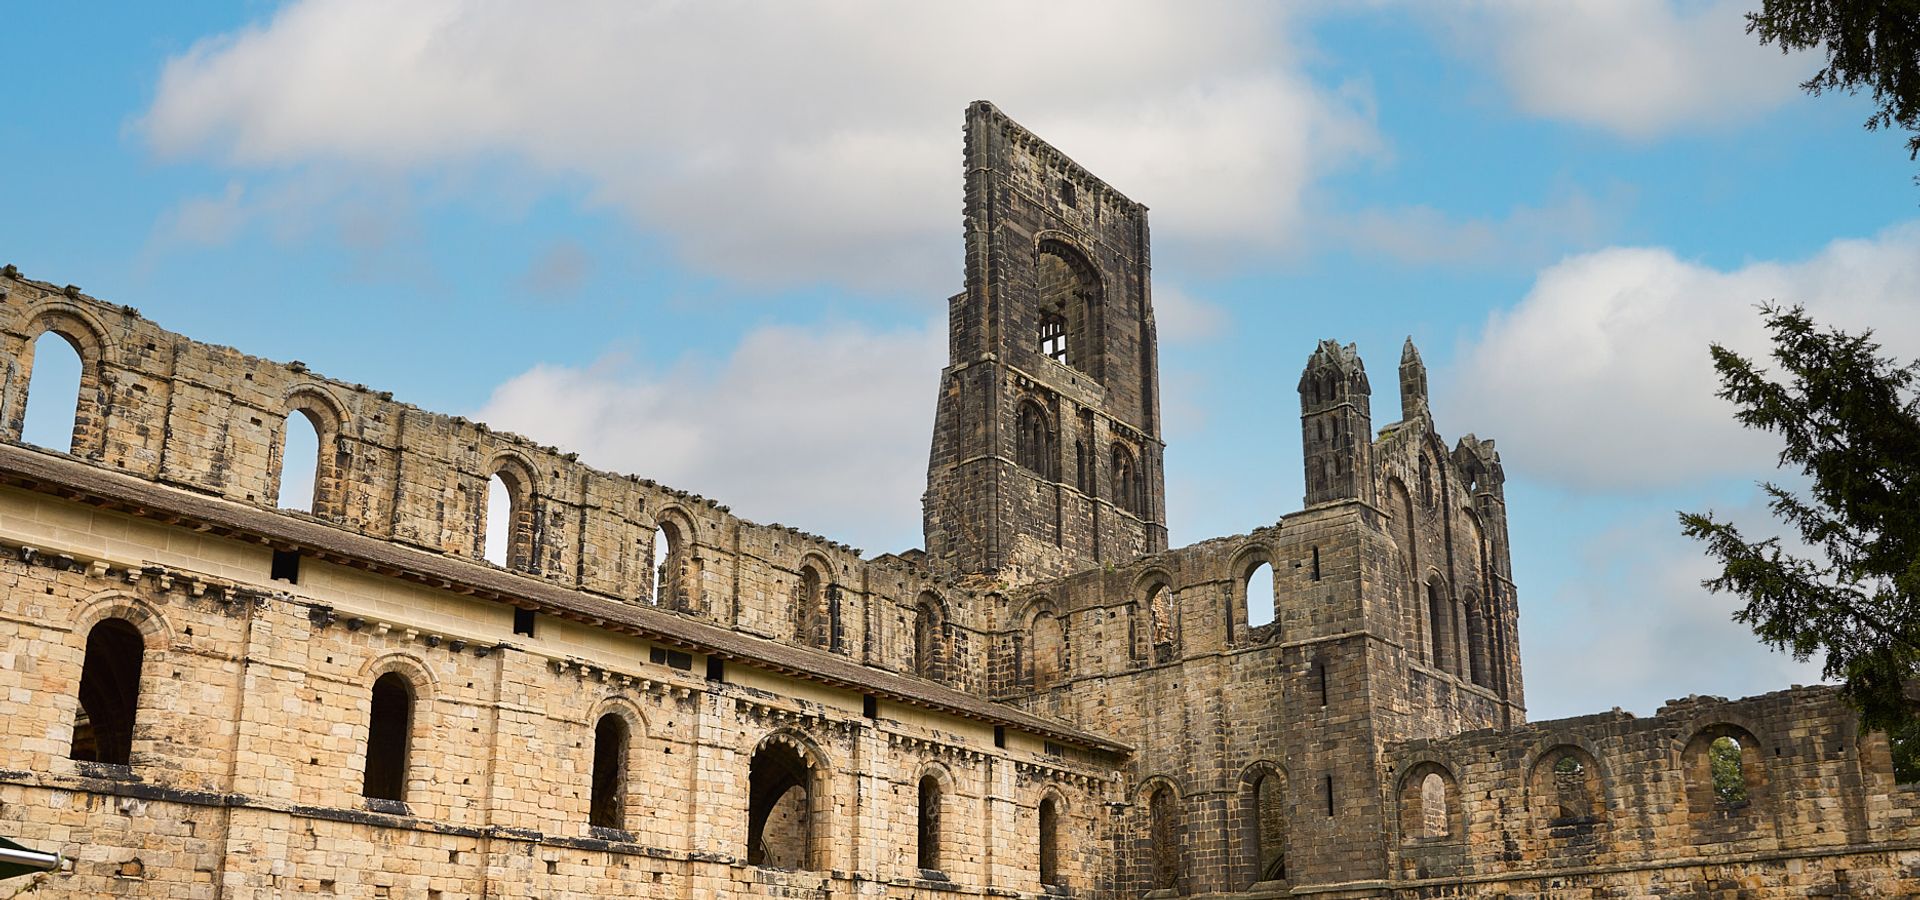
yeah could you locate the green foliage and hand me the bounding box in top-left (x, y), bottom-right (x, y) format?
top-left (1892, 717), bottom-right (1920, 784)
top-left (1747, 0), bottom-right (1920, 178)
top-left (1679, 306), bottom-right (1920, 740)
top-left (1709, 737), bottom-right (1749, 804)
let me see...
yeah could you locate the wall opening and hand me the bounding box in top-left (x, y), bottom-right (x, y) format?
top-left (747, 740), bottom-right (816, 870)
top-left (590, 713), bottom-right (629, 830)
top-left (1147, 786), bottom-right (1179, 891)
top-left (1250, 773), bottom-right (1286, 883)
top-left (1709, 735), bottom-right (1748, 805)
top-left (917, 773), bottom-right (943, 872)
top-left (1039, 794), bottom-right (1063, 888)
top-left (481, 463), bottom-right (536, 570)
top-left (362, 672), bottom-right (414, 803)
top-left (1465, 592), bottom-right (1491, 687)
top-left (270, 549), bottom-right (301, 584)
top-left (1031, 611), bottom-right (1064, 691)
top-left (1311, 546), bottom-right (1321, 581)
top-left (1040, 313), bottom-right (1068, 363)
top-left (913, 596), bottom-right (941, 678)
top-left (1146, 584), bottom-right (1175, 664)
top-left (1245, 562), bottom-right (1275, 628)
top-left (21, 331), bottom-right (83, 452)
top-left (1419, 773), bottom-right (1449, 837)
top-left (1893, 719), bottom-right (1920, 785)
top-left (276, 409), bottom-right (323, 513)
top-left (1426, 580), bottom-right (1453, 674)
top-left (651, 525), bottom-right (671, 605)
top-left (1551, 755), bottom-right (1593, 821)
top-left (1017, 402), bottom-right (1054, 479)
top-left (1314, 660), bottom-right (1329, 707)
top-left (513, 608), bottom-right (536, 637)
top-left (69, 618), bottom-right (143, 765)
top-left (1110, 445), bottom-right (1141, 515)
top-left (1036, 241), bottom-right (1101, 381)
top-left (794, 564), bottom-right (826, 649)
top-left (1323, 775), bottom-right (1335, 816)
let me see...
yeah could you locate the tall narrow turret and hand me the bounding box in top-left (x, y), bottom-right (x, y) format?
top-left (1299, 340), bottom-right (1373, 506)
top-left (1399, 337), bottom-right (1428, 421)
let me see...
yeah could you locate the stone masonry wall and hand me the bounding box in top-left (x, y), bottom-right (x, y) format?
top-left (0, 481), bottom-right (1115, 898)
top-left (1384, 687), bottom-right (1920, 896)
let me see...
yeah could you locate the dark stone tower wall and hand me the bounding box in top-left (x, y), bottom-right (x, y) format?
top-left (925, 102), bottom-right (1167, 582)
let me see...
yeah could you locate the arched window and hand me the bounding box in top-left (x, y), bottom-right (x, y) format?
top-left (1147, 584), bottom-right (1174, 663)
top-left (748, 739), bottom-right (818, 870)
top-left (917, 773), bottom-right (943, 872)
top-left (275, 409), bottom-right (324, 513)
top-left (1397, 765), bottom-right (1457, 842)
top-left (1111, 444), bottom-right (1139, 514)
top-left (1031, 611), bottom-right (1065, 691)
top-left (590, 713), bottom-right (630, 830)
top-left (362, 672), bottom-right (414, 803)
top-left (1039, 794), bottom-right (1063, 888)
top-left (1147, 785), bottom-right (1180, 890)
top-left (1464, 591), bottom-right (1491, 687)
top-left (1709, 735), bottom-right (1747, 805)
top-left (69, 618), bottom-right (143, 765)
top-left (483, 463), bottom-right (533, 570)
top-left (1017, 402), bottom-right (1053, 479)
top-left (1427, 580), bottom-right (1454, 675)
top-left (20, 330), bottom-right (83, 452)
top-left (1245, 561), bottom-right (1275, 628)
top-left (1419, 455), bottom-right (1434, 506)
top-left (651, 525), bottom-right (672, 605)
top-left (1074, 440), bottom-right (1090, 494)
top-left (1420, 773), bottom-right (1448, 837)
top-left (1247, 772), bottom-right (1286, 884)
top-left (1036, 241), bottom-right (1102, 381)
top-left (1547, 753), bottom-right (1596, 822)
top-left (794, 564), bottom-right (827, 648)
top-left (913, 596), bottom-right (942, 678)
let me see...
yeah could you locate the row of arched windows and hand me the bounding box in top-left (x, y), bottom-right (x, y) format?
top-left (62, 615), bottom-right (1068, 882)
top-left (1137, 768), bottom-right (1289, 892)
top-left (11, 324), bottom-right (702, 607)
top-left (1012, 401), bottom-right (1147, 516)
top-left (1397, 732), bottom-right (1768, 845)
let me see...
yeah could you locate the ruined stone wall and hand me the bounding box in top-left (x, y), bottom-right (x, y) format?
top-left (0, 479), bottom-right (1116, 898)
top-left (979, 345), bottom-right (1528, 896)
top-left (0, 269), bottom-right (994, 697)
top-left (1383, 688), bottom-right (1920, 896)
top-left (924, 102), bottom-right (1167, 583)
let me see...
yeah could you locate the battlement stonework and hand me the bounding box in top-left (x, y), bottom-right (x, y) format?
top-left (0, 102), bottom-right (1913, 898)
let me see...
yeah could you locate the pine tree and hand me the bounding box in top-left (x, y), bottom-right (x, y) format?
top-left (1679, 306), bottom-right (1919, 778)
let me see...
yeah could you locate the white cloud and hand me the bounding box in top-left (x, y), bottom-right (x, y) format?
top-left (1451, 222), bottom-right (1920, 491)
top-left (1154, 284), bottom-right (1230, 344)
top-left (1520, 501), bottom-right (1826, 721)
top-left (141, 0), bottom-right (1380, 294)
top-left (1455, 0), bottom-right (1809, 139)
top-left (472, 319), bottom-right (944, 556)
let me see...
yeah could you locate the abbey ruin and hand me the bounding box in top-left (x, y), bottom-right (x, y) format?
top-left (0, 102), bottom-right (1913, 898)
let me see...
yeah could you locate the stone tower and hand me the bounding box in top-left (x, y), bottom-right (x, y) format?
top-left (1298, 340), bottom-right (1373, 507)
top-left (924, 102), bottom-right (1167, 582)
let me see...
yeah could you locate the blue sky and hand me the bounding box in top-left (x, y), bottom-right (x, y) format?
top-left (6, 1), bottom-right (1918, 721)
